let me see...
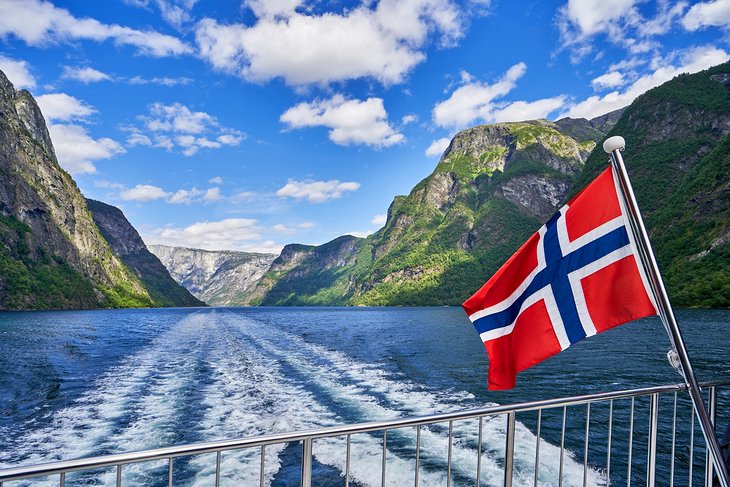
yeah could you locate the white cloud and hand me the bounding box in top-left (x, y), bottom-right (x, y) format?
top-left (272, 223), bottom-right (295, 235)
top-left (281, 94), bottom-right (404, 147)
top-left (560, 0), bottom-right (639, 37)
top-left (425, 137), bottom-right (451, 157)
top-left (371, 214), bottom-right (387, 226)
top-left (433, 63), bottom-right (565, 128)
top-left (61, 66), bottom-right (111, 83)
top-left (682, 0), bottom-right (730, 30)
top-left (36, 93), bottom-right (95, 122)
top-left (145, 218), bottom-right (262, 251)
top-left (561, 45), bottom-right (730, 119)
top-left (195, 0), bottom-right (469, 86)
top-left (125, 0), bottom-right (199, 30)
top-left (169, 187), bottom-right (203, 204)
top-left (0, 0), bottom-right (191, 57)
top-left (208, 176), bottom-right (223, 185)
top-left (203, 187), bottom-right (222, 202)
top-left (345, 230), bottom-right (373, 238)
top-left (128, 75), bottom-right (193, 86)
top-left (48, 123), bottom-right (124, 175)
top-left (591, 71), bottom-right (625, 90)
top-left (0, 55), bottom-right (37, 89)
top-left (401, 113), bottom-right (418, 125)
top-left (276, 179), bottom-right (360, 203)
top-left (121, 184), bottom-right (170, 201)
top-left (132, 102), bottom-right (245, 155)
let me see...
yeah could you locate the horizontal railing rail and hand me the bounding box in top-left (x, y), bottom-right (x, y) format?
top-left (1, 378), bottom-right (729, 486)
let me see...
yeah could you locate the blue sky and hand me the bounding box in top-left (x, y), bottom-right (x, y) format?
top-left (0, 0), bottom-right (728, 253)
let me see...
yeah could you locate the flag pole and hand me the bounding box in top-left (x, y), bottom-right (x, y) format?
top-left (604, 136), bottom-right (729, 487)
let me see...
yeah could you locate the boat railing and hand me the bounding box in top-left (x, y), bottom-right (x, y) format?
top-left (1, 379), bottom-right (729, 486)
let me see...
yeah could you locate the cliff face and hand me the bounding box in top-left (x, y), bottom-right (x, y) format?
top-left (0, 69), bottom-right (153, 310)
top-left (86, 200), bottom-right (204, 308)
top-left (148, 245), bottom-right (276, 306)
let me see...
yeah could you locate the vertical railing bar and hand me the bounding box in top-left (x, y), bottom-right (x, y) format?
top-left (447, 420), bottom-right (453, 487)
top-left (607, 399), bottom-right (613, 485)
top-left (583, 402), bottom-right (591, 487)
top-left (170, 456), bottom-right (175, 487)
top-left (647, 393), bottom-right (659, 487)
top-left (260, 445), bottom-right (266, 487)
top-left (705, 387), bottom-right (717, 487)
top-left (302, 438), bottom-right (313, 487)
top-left (690, 405), bottom-right (695, 487)
top-left (382, 429), bottom-right (387, 487)
top-left (534, 409), bottom-right (542, 487)
top-left (559, 406), bottom-right (566, 487)
top-left (476, 417), bottom-right (483, 487)
top-left (671, 391), bottom-right (677, 487)
top-left (415, 425), bottom-right (421, 487)
top-left (116, 464), bottom-right (122, 487)
top-left (346, 434), bottom-right (352, 487)
top-left (627, 397), bottom-right (634, 487)
top-left (504, 412), bottom-right (516, 487)
top-left (215, 451), bottom-right (221, 487)
top-left (59, 472), bottom-right (65, 487)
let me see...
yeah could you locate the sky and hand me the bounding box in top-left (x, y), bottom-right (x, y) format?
top-left (0, 0), bottom-right (728, 254)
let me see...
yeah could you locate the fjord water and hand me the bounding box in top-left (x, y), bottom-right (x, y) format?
top-left (0, 308), bottom-right (728, 486)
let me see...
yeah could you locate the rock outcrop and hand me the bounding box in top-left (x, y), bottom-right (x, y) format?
top-left (0, 69), bottom-right (154, 309)
top-left (149, 245), bottom-right (276, 306)
top-left (87, 200), bottom-right (204, 308)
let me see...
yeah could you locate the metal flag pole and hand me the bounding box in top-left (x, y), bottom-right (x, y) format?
top-left (603, 136), bottom-right (729, 487)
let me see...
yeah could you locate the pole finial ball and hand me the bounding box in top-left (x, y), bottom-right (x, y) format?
top-left (603, 136), bottom-right (626, 154)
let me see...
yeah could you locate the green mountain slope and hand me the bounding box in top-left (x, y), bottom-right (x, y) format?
top-left (244, 62), bottom-right (730, 308)
top-left (574, 62), bottom-right (730, 307)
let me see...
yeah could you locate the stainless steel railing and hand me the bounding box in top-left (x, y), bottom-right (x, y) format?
top-left (1, 379), bottom-right (728, 486)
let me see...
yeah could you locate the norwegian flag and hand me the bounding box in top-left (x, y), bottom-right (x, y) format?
top-left (463, 165), bottom-right (658, 390)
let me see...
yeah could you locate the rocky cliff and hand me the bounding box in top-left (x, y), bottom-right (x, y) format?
top-left (0, 69), bottom-right (155, 310)
top-left (86, 200), bottom-right (204, 308)
top-left (148, 245), bottom-right (276, 306)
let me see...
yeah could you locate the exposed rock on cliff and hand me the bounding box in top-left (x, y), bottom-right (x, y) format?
top-left (87, 200), bottom-right (204, 308)
top-left (149, 245), bottom-right (276, 306)
top-left (0, 69), bottom-right (153, 310)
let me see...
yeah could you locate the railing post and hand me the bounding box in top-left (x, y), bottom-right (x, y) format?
top-left (647, 393), bottom-right (659, 487)
top-left (705, 387), bottom-right (717, 487)
top-left (301, 438), bottom-right (312, 487)
top-left (504, 412), bottom-right (516, 487)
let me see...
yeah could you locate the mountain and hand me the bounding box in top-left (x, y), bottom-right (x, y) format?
top-left (148, 245), bottom-right (276, 306)
top-left (86, 200), bottom-right (204, 308)
top-left (574, 63), bottom-right (730, 307)
top-left (245, 118), bottom-right (600, 306)
top-left (245, 62), bottom-right (730, 308)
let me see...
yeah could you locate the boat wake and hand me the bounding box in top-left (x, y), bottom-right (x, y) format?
top-left (0, 310), bottom-right (605, 486)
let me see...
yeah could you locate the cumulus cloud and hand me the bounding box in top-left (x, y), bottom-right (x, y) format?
top-left (276, 179), bottom-right (360, 203)
top-left (591, 71), bottom-right (625, 90)
top-left (124, 0), bottom-right (199, 30)
top-left (144, 218), bottom-right (263, 251)
top-left (48, 124), bottom-right (125, 175)
top-left (401, 113), bottom-right (418, 125)
top-left (168, 187), bottom-right (203, 204)
top-left (120, 184), bottom-right (170, 201)
top-left (272, 223), bottom-right (295, 235)
top-left (432, 63), bottom-right (565, 128)
top-left (281, 94), bottom-right (403, 147)
top-left (208, 176), bottom-right (223, 185)
top-left (61, 66), bottom-right (111, 83)
top-left (0, 0), bottom-right (191, 57)
top-left (682, 0), bottom-right (730, 30)
top-left (36, 93), bottom-right (95, 122)
top-left (131, 102), bottom-right (245, 155)
top-left (561, 45), bottom-right (730, 119)
top-left (203, 187), bottom-right (222, 201)
top-left (0, 55), bottom-right (37, 89)
top-left (195, 0), bottom-right (470, 86)
top-left (128, 75), bottom-right (193, 86)
top-left (425, 137), bottom-right (451, 157)
top-left (371, 214), bottom-right (387, 226)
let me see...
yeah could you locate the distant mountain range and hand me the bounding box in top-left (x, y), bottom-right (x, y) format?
top-left (0, 70), bottom-right (201, 310)
top-left (1, 62), bottom-right (728, 310)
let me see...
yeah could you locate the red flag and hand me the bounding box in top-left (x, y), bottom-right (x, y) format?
top-left (462, 165), bottom-right (657, 390)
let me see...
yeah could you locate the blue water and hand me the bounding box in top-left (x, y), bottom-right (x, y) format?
top-left (0, 307), bottom-right (728, 486)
